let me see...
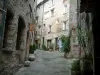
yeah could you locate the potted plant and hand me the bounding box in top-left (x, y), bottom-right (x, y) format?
top-left (42, 44), bottom-right (47, 51)
top-left (29, 44), bottom-right (36, 54)
top-left (29, 44), bottom-right (36, 61)
top-left (60, 35), bottom-right (71, 58)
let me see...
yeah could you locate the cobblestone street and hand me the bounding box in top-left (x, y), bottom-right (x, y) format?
top-left (15, 50), bottom-right (72, 75)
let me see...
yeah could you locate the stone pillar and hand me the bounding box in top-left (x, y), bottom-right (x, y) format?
top-left (5, 16), bottom-right (18, 51)
top-left (25, 34), bottom-right (30, 61)
top-left (19, 25), bottom-right (27, 63)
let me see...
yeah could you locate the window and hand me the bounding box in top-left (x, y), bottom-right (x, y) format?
top-left (51, 9), bottom-right (54, 17)
top-left (62, 21), bottom-right (66, 30)
top-left (39, 25), bottom-right (41, 29)
top-left (36, 16), bottom-right (38, 20)
top-left (52, 0), bottom-right (54, 5)
top-left (44, 11), bottom-right (49, 19)
top-left (38, 26), bottom-right (41, 34)
top-left (48, 25), bottom-right (52, 34)
top-left (36, 16), bottom-right (38, 23)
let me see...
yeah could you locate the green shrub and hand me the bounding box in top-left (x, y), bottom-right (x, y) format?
top-left (71, 60), bottom-right (81, 75)
top-left (71, 60), bottom-right (80, 71)
top-left (82, 54), bottom-right (93, 71)
top-left (29, 44), bottom-right (36, 54)
top-left (42, 44), bottom-right (47, 51)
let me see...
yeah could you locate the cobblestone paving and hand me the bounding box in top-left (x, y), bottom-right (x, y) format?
top-left (15, 50), bottom-right (72, 75)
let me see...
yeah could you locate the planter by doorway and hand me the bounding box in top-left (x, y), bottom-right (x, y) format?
top-left (64, 52), bottom-right (68, 58)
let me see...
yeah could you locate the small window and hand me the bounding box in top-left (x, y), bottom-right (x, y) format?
top-left (48, 25), bottom-right (52, 34)
top-left (39, 26), bottom-right (41, 29)
top-left (51, 9), bottom-right (54, 17)
top-left (62, 21), bottom-right (66, 30)
top-left (36, 16), bottom-right (38, 20)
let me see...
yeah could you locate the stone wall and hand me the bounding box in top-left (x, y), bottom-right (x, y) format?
top-left (0, 0), bottom-right (35, 75)
top-left (77, 12), bottom-right (93, 74)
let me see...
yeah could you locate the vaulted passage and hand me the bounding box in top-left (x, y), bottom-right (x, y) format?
top-left (3, 9), bottom-right (14, 48)
top-left (16, 16), bottom-right (25, 50)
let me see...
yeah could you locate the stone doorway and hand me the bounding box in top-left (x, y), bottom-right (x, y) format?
top-left (55, 37), bottom-right (58, 50)
top-left (47, 40), bottom-right (51, 49)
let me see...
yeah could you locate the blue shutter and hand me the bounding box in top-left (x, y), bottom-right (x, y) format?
top-left (0, 0), bottom-right (7, 48)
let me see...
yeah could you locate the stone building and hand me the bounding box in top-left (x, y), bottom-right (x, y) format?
top-left (0, 0), bottom-right (36, 74)
top-left (35, 0), bottom-right (70, 50)
top-left (35, 0), bottom-right (80, 58)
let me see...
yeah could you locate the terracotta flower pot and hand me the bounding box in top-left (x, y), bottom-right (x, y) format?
top-left (64, 52), bottom-right (67, 58)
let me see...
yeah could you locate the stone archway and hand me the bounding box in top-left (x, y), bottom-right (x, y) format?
top-left (3, 8), bottom-right (14, 48)
top-left (16, 16), bottom-right (25, 50)
top-left (16, 16), bottom-right (26, 63)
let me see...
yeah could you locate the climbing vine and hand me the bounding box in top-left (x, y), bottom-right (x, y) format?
top-left (77, 12), bottom-right (93, 75)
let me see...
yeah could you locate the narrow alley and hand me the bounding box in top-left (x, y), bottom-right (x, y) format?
top-left (0, 0), bottom-right (95, 75)
top-left (15, 50), bottom-right (72, 75)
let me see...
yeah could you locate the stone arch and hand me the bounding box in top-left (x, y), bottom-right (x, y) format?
top-left (16, 16), bottom-right (25, 50)
top-left (2, 8), bottom-right (14, 48)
